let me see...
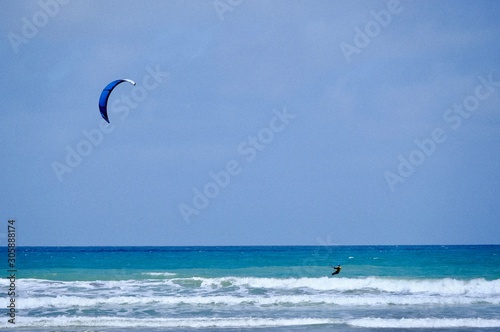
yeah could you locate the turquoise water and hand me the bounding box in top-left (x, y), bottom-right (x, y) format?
top-left (2, 246), bottom-right (500, 331)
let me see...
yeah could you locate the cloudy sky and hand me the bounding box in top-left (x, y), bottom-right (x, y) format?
top-left (1, 0), bottom-right (499, 246)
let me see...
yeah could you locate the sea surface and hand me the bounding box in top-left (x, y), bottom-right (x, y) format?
top-left (1, 245), bottom-right (499, 331)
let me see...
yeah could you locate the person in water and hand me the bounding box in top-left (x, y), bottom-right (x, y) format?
top-left (331, 264), bottom-right (342, 275)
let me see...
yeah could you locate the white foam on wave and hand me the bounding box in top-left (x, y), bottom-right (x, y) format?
top-left (0, 316), bottom-right (337, 329)
top-left (12, 276), bottom-right (500, 296)
top-left (4, 316), bottom-right (500, 329)
top-left (17, 292), bottom-right (500, 310)
top-left (142, 272), bottom-right (177, 277)
top-left (197, 276), bottom-right (500, 296)
top-left (349, 317), bottom-right (500, 329)
top-left (12, 276), bottom-right (500, 311)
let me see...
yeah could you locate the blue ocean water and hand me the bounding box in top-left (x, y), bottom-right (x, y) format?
top-left (1, 245), bottom-right (500, 331)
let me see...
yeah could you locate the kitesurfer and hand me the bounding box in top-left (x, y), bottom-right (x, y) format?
top-left (331, 264), bottom-right (342, 276)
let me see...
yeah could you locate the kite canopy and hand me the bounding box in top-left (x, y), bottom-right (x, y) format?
top-left (99, 79), bottom-right (136, 123)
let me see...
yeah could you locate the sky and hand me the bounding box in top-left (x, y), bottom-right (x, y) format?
top-left (1, 0), bottom-right (499, 246)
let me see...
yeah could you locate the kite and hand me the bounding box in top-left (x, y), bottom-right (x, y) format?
top-left (99, 79), bottom-right (136, 123)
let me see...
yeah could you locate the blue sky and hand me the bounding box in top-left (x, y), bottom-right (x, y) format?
top-left (1, 0), bottom-right (499, 246)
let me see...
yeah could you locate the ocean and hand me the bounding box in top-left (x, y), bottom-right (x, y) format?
top-left (1, 245), bottom-right (499, 331)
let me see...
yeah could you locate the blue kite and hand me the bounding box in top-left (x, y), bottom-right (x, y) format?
top-left (99, 79), bottom-right (136, 123)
